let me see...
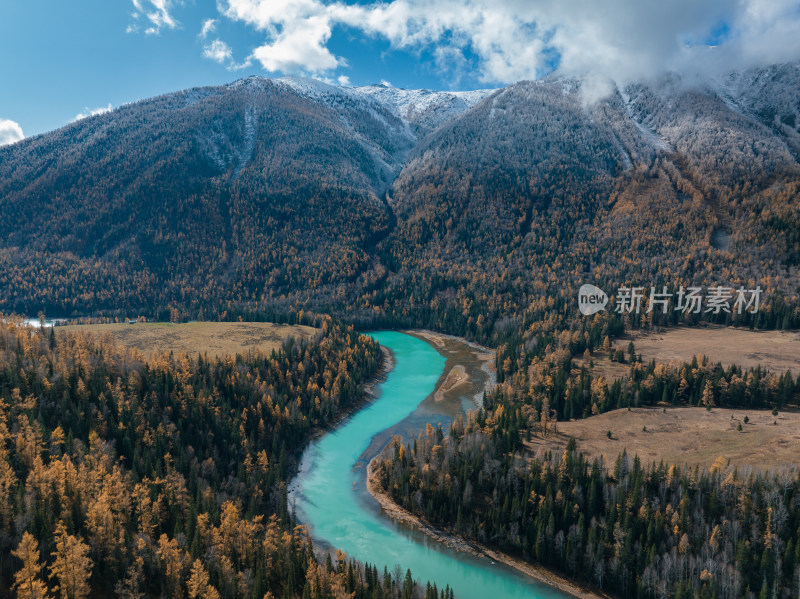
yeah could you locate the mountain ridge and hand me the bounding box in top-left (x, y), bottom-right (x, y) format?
top-left (0, 64), bottom-right (798, 327)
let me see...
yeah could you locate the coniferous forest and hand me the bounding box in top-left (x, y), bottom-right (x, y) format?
top-left (373, 312), bottom-right (800, 598)
top-left (0, 318), bottom-right (454, 599)
top-left (376, 410), bottom-right (800, 599)
top-left (1, 60), bottom-right (800, 599)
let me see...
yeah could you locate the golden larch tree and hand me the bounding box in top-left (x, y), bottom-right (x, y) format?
top-left (187, 559), bottom-right (220, 599)
top-left (49, 522), bottom-right (93, 599)
top-left (12, 532), bottom-right (51, 599)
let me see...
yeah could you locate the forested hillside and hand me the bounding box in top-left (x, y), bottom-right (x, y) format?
top-left (376, 409), bottom-right (800, 599)
top-left (0, 318), bottom-right (448, 598)
top-left (0, 65), bottom-right (799, 333)
top-left (0, 78), bottom-right (409, 316)
top-left (375, 73), bottom-right (800, 345)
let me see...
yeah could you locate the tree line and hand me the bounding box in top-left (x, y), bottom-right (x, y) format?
top-left (0, 318), bottom-right (442, 599)
top-left (375, 405), bottom-right (800, 599)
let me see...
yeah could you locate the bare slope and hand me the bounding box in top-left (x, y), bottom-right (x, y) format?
top-left (577, 326), bottom-right (800, 381)
top-left (527, 406), bottom-right (800, 473)
top-left (57, 321), bottom-right (317, 358)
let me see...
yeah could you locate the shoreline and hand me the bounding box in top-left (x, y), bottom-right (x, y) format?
top-left (409, 329), bottom-right (495, 365)
top-left (287, 343), bottom-right (393, 496)
top-left (366, 457), bottom-right (612, 599)
top-left (365, 331), bottom-right (606, 599)
top-left (315, 344), bottom-right (394, 437)
top-left (407, 329), bottom-right (497, 403)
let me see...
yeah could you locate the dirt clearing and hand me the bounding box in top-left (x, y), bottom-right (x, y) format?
top-left (58, 321), bottom-right (318, 359)
top-left (526, 406), bottom-right (800, 473)
top-left (576, 326), bottom-right (800, 380)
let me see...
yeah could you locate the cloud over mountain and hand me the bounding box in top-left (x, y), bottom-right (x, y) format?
top-left (0, 119), bottom-right (24, 146)
top-left (218, 0), bottom-right (800, 87)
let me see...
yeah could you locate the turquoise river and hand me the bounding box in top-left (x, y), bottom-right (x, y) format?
top-left (290, 331), bottom-right (573, 599)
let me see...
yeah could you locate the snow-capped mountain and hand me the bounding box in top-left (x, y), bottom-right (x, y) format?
top-left (274, 76), bottom-right (417, 189)
top-left (712, 62), bottom-right (800, 157)
top-left (276, 76), bottom-right (495, 137)
top-left (1, 63), bottom-right (799, 315)
top-left (354, 84), bottom-right (495, 134)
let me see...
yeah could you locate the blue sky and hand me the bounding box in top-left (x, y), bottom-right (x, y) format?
top-left (0, 0), bottom-right (477, 138)
top-left (2, 0), bottom-right (799, 141)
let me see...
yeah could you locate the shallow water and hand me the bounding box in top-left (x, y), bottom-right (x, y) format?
top-left (291, 331), bottom-right (572, 599)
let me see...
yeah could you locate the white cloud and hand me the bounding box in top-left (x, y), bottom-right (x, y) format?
top-left (201, 37), bottom-right (253, 70)
top-left (221, 0), bottom-right (347, 74)
top-left (249, 14), bottom-right (342, 73)
top-left (200, 18), bottom-right (217, 39)
top-left (203, 39), bottom-right (234, 64)
top-left (217, 0), bottom-right (800, 89)
top-left (129, 0), bottom-right (181, 35)
top-left (74, 104), bottom-right (114, 121)
top-left (337, 74), bottom-right (351, 86)
top-left (0, 119), bottom-right (24, 146)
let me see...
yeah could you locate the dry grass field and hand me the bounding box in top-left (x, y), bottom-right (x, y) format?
top-left (527, 406), bottom-right (800, 473)
top-left (576, 326), bottom-right (800, 380)
top-left (58, 321), bottom-right (318, 359)
top-left (630, 326), bottom-right (800, 371)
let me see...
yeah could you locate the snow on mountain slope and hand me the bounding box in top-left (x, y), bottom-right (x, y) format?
top-left (355, 84), bottom-right (496, 134)
top-left (275, 76), bottom-right (417, 190)
top-left (716, 62), bottom-right (800, 124)
top-left (713, 62), bottom-right (800, 158)
top-left (622, 73), bottom-right (800, 187)
top-left (616, 84), bottom-right (674, 154)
